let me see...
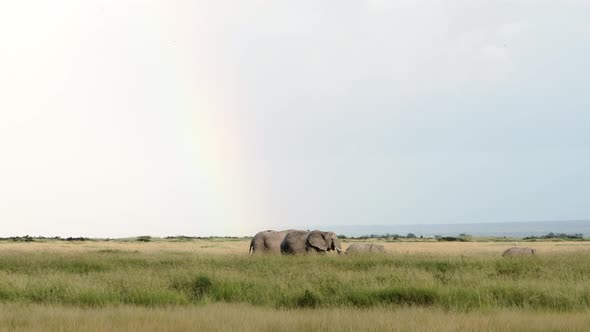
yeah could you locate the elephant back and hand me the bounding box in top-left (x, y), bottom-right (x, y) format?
top-left (251, 229), bottom-right (298, 254)
top-left (346, 243), bottom-right (385, 254)
top-left (502, 247), bottom-right (536, 257)
top-left (280, 230), bottom-right (310, 254)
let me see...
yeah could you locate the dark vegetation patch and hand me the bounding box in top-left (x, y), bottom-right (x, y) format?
top-left (294, 290), bottom-right (320, 308)
top-left (435, 236), bottom-right (468, 242)
top-left (52, 261), bottom-right (107, 274)
top-left (523, 233), bottom-right (584, 241)
top-left (65, 237), bottom-right (91, 241)
top-left (165, 236), bottom-right (197, 241)
top-left (170, 274), bottom-right (213, 302)
top-left (136, 236), bottom-right (152, 242)
top-left (494, 259), bottom-right (542, 279)
top-left (347, 287), bottom-right (438, 307)
top-left (10, 235), bottom-right (35, 242)
top-left (97, 249), bottom-right (124, 254)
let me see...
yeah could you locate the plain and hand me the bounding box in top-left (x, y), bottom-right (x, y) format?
top-left (0, 239), bottom-right (589, 331)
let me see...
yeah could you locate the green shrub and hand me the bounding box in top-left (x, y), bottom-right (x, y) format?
top-left (294, 290), bottom-right (320, 308)
top-left (190, 275), bottom-right (212, 300)
top-left (171, 274), bottom-right (213, 302)
top-left (136, 236), bottom-right (152, 242)
top-left (65, 237), bottom-right (89, 241)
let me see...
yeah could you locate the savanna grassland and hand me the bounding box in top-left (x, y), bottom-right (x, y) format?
top-left (1, 238), bottom-right (590, 331)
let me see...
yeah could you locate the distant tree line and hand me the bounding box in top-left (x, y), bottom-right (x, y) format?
top-left (338, 233), bottom-right (475, 242)
top-left (434, 235), bottom-right (470, 242)
top-left (0, 235), bottom-right (251, 243)
top-left (165, 236), bottom-right (247, 241)
top-left (523, 233), bottom-right (584, 240)
top-left (0, 235), bottom-right (96, 242)
top-left (339, 233), bottom-right (423, 240)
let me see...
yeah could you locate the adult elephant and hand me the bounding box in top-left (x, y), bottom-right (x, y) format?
top-left (280, 230), bottom-right (343, 254)
top-left (345, 243), bottom-right (386, 254)
top-left (502, 247), bottom-right (536, 257)
top-left (249, 230), bottom-right (297, 254)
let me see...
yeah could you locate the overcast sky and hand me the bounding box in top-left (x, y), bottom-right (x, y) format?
top-left (1, 1), bottom-right (589, 237)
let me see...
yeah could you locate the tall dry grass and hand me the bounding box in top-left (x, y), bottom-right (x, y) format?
top-left (2, 238), bottom-right (589, 255)
top-left (1, 240), bottom-right (589, 331)
top-left (0, 303), bottom-right (589, 332)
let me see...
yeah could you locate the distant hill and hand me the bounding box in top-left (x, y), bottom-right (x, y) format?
top-left (323, 220), bottom-right (590, 238)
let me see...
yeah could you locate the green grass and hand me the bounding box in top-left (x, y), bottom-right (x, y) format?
top-left (0, 251), bottom-right (589, 312)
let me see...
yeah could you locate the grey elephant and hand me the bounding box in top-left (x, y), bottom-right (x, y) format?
top-left (502, 247), bottom-right (536, 257)
top-left (249, 230), bottom-right (297, 254)
top-left (345, 243), bottom-right (386, 254)
top-left (280, 230), bottom-right (343, 254)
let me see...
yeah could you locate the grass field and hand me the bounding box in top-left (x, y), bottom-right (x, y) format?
top-left (0, 239), bottom-right (589, 331)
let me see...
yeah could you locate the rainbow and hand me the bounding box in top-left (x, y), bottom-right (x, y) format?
top-left (162, 6), bottom-right (270, 236)
top-left (189, 93), bottom-right (267, 236)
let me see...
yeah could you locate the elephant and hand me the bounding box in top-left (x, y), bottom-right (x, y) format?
top-left (249, 230), bottom-right (297, 254)
top-left (280, 230), bottom-right (343, 254)
top-left (345, 243), bottom-right (386, 254)
top-left (502, 247), bottom-right (536, 257)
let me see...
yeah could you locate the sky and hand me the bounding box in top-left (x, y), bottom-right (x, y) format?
top-left (1, 1), bottom-right (589, 237)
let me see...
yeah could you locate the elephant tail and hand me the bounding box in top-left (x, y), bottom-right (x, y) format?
top-left (249, 239), bottom-right (254, 254)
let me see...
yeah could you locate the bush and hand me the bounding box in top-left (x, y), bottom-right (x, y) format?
top-left (294, 290), bottom-right (320, 308)
top-left (12, 235), bottom-right (34, 242)
top-left (170, 274), bottom-right (213, 302)
top-left (65, 237), bottom-right (89, 241)
top-left (136, 236), bottom-right (152, 242)
top-left (190, 275), bottom-right (213, 300)
top-left (437, 236), bottom-right (467, 242)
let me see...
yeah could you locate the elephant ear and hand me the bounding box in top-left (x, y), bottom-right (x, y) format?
top-left (307, 232), bottom-right (328, 251)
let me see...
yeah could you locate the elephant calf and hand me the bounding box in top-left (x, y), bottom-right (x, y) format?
top-left (502, 247), bottom-right (536, 257)
top-left (345, 243), bottom-right (386, 254)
